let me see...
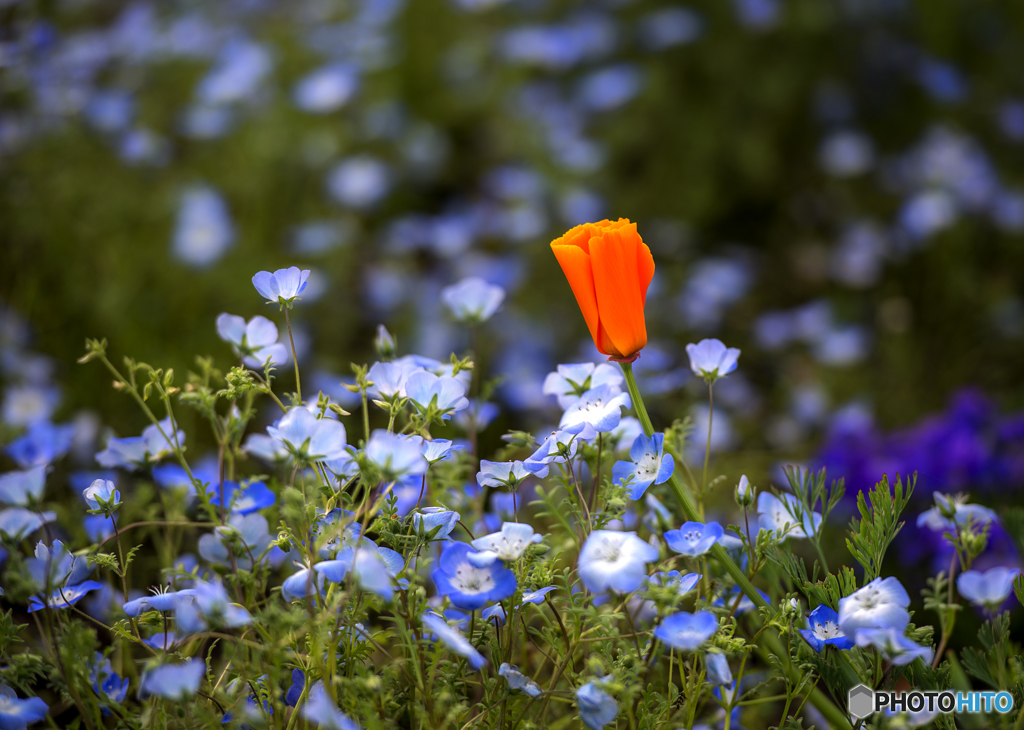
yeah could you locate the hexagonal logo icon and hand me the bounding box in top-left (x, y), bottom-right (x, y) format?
top-left (848, 684), bottom-right (875, 720)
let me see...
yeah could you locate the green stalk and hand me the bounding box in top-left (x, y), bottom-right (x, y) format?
top-left (619, 362), bottom-right (852, 730)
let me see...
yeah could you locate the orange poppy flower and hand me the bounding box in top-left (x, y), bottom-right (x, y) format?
top-left (550, 218), bottom-right (654, 361)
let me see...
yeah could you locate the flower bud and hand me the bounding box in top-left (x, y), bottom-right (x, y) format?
top-left (375, 324), bottom-right (396, 360)
top-left (735, 475), bottom-right (754, 507)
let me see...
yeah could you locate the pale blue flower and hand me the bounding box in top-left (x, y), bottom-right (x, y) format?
top-left (216, 314), bottom-right (288, 369)
top-left (198, 513), bottom-right (273, 571)
top-left (854, 628), bottom-right (934, 666)
top-left (838, 577), bottom-right (910, 636)
top-left (705, 653), bottom-right (732, 686)
top-left (477, 460), bottom-right (537, 487)
top-left (95, 418), bottom-right (183, 470)
top-left (524, 430), bottom-right (577, 474)
top-left (471, 522), bottom-right (542, 562)
top-left (757, 492), bottom-right (822, 540)
top-left (353, 546), bottom-right (396, 601)
top-left (367, 361), bottom-right (417, 400)
top-left (432, 542), bottom-right (516, 610)
top-left (172, 186), bottom-right (234, 268)
top-left (302, 693), bottom-right (361, 730)
top-left (499, 663), bottom-right (542, 698)
top-left (520, 586), bottom-right (557, 605)
top-left (559, 385), bottom-right (631, 440)
top-left (482, 603), bottom-right (506, 625)
top-left (412, 508), bottom-right (461, 540)
top-left (957, 567), bottom-right (1020, 610)
top-left (917, 492), bottom-right (998, 531)
top-left (646, 571), bottom-right (701, 597)
top-left (28, 581), bottom-right (103, 612)
top-left (139, 660), bottom-right (205, 700)
top-left (196, 38), bottom-right (271, 105)
top-left (123, 588), bottom-right (196, 617)
top-left (25, 540), bottom-right (75, 590)
top-left (293, 63), bottom-right (360, 114)
top-left (576, 678), bottom-right (618, 730)
top-left (798, 605), bottom-right (853, 652)
top-left (421, 612), bottom-right (487, 670)
top-left (252, 267), bottom-right (311, 306)
top-left (685, 339), bottom-right (740, 381)
top-left (543, 363), bottom-right (624, 409)
top-left (175, 580), bottom-right (252, 634)
top-left (0, 508), bottom-right (56, 541)
top-left (83, 479), bottom-right (120, 512)
top-left (2, 384), bottom-right (60, 427)
top-left (440, 277), bottom-right (505, 324)
top-left (405, 371), bottom-right (470, 418)
top-left (664, 522), bottom-right (723, 557)
top-left (7, 421), bottom-right (75, 468)
top-left (654, 610), bottom-right (718, 651)
top-left (327, 155), bottom-right (390, 209)
top-left (578, 530), bottom-right (659, 594)
top-left (612, 433), bottom-right (674, 500)
top-left (267, 408), bottom-right (347, 463)
top-left (243, 434), bottom-right (290, 464)
top-left (422, 439), bottom-right (460, 464)
top-left (365, 430), bottom-right (428, 478)
top-left (0, 466), bottom-right (46, 507)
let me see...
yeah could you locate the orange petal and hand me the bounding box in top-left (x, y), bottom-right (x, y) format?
top-left (551, 242), bottom-right (601, 348)
top-left (590, 227), bottom-right (647, 358)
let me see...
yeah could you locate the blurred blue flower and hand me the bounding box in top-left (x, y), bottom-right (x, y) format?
top-left (123, 587), bottom-right (196, 617)
top-left (412, 508), bottom-right (460, 540)
top-left (432, 542), bottom-right (516, 610)
top-left (7, 421), bottom-right (75, 467)
top-left (175, 580), bottom-right (252, 634)
top-left (0, 508), bottom-right (56, 541)
top-left (216, 314), bottom-right (288, 369)
top-left (85, 90), bottom-right (133, 133)
top-left (818, 130), bottom-right (874, 178)
top-left (654, 610), bottom-right (718, 651)
top-left (301, 693), bottom-right (361, 730)
top-left (365, 430), bottom-right (428, 478)
top-left (499, 663), bottom-right (542, 698)
top-left (733, 0), bottom-right (779, 29)
top-left (25, 539), bottom-right (74, 590)
top-left (28, 580), bottom-right (103, 612)
top-left (612, 433), bottom-right (674, 500)
top-left (854, 628), bottom-right (934, 666)
top-left (353, 546), bottom-right (397, 601)
top-left (917, 59), bottom-right (968, 104)
top-left (2, 384), bottom-right (60, 427)
top-left (83, 479), bottom-right (120, 512)
top-left (405, 371), bottom-right (470, 418)
top-left (576, 678), bottom-right (618, 729)
top-left (139, 659), bottom-right (205, 700)
top-left (198, 513), bottom-right (274, 571)
top-left (118, 127), bottom-right (169, 167)
top-left (705, 653), bottom-right (732, 686)
top-left (577, 64), bottom-right (642, 112)
top-left (294, 63), bottom-right (360, 114)
top-left (798, 605), bottom-right (854, 652)
top-left (646, 571), bottom-right (700, 597)
top-left (440, 277), bottom-right (505, 324)
top-left (578, 530), bottom-right (658, 594)
top-left (421, 611), bottom-right (487, 670)
top-left (685, 339), bottom-right (740, 381)
top-left (172, 186), bottom-right (235, 268)
top-left (208, 480), bottom-right (276, 516)
top-left (956, 567), bottom-right (1020, 610)
top-left (757, 492), bottom-right (821, 540)
top-left (636, 8), bottom-right (702, 51)
top-left (252, 267), bottom-right (311, 306)
top-left (477, 460), bottom-right (537, 487)
top-left (838, 577), bottom-right (910, 636)
top-left (327, 156), bottom-right (391, 209)
top-left (196, 38), bottom-right (272, 106)
top-left (0, 684), bottom-right (48, 728)
top-left (0, 466), bottom-right (46, 507)
top-left (96, 418), bottom-right (183, 470)
top-left (664, 521), bottom-right (723, 557)
top-left (179, 104), bottom-right (235, 140)
top-left (559, 384), bottom-right (631, 440)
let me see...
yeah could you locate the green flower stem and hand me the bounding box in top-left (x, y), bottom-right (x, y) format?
top-left (620, 362), bottom-right (852, 730)
top-left (284, 306), bottom-right (302, 404)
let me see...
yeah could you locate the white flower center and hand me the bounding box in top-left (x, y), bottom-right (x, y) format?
top-left (454, 563), bottom-right (495, 594)
top-left (813, 620), bottom-right (843, 640)
top-left (636, 452), bottom-right (659, 478)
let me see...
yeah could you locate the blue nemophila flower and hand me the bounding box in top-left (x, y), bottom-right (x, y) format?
top-left (198, 513), bottom-right (274, 570)
top-left (208, 480), bottom-right (276, 516)
top-left (216, 314), bottom-right (288, 369)
top-left (365, 430), bottom-right (428, 478)
top-left (646, 571), bottom-right (701, 597)
top-left (89, 653), bottom-right (129, 711)
top-left (26, 540), bottom-right (74, 590)
top-left (283, 563), bottom-right (328, 601)
top-left (367, 361), bottom-right (417, 400)
top-left (2, 384), bottom-right (60, 428)
top-left (612, 433), bottom-right (674, 500)
top-left (664, 521), bottom-right (723, 557)
top-left (735, 475), bottom-right (753, 507)
top-left (838, 577), bottom-right (910, 636)
top-left (917, 492), bottom-right (998, 531)
top-left (798, 605), bottom-right (854, 652)
top-left (578, 530), bottom-right (659, 594)
top-left (302, 693), bottom-right (361, 730)
top-left (353, 546), bottom-right (397, 601)
top-left (559, 384), bottom-right (631, 440)
top-left (705, 652), bottom-right (733, 686)
top-left (440, 277), bottom-right (506, 324)
top-left (142, 633), bottom-right (184, 651)
top-left (405, 371), bottom-right (470, 418)
top-left (520, 586), bottom-right (557, 605)
top-left (252, 266), bottom-right (311, 306)
top-left (0, 684), bottom-right (47, 728)
top-left (172, 186), bottom-right (235, 268)
top-left (83, 479), bottom-right (120, 513)
top-left (327, 155), bottom-right (391, 209)
top-left (7, 421), bottom-right (75, 468)
top-left (655, 610), bottom-right (718, 651)
top-left (471, 522), bottom-right (542, 562)
top-left (757, 492), bottom-right (822, 540)
top-left (175, 580), bottom-right (252, 634)
top-left (854, 628), bottom-right (934, 666)
top-left (0, 466), bottom-right (45, 506)
top-left (95, 418), bottom-right (183, 470)
top-left (412, 508), bottom-right (461, 540)
top-left (423, 439), bottom-right (460, 464)
top-left (543, 362), bottom-right (623, 409)
top-left (576, 678), bottom-right (618, 730)
top-left (268, 408), bottom-right (347, 464)
top-left (421, 611), bottom-right (487, 670)
top-left (284, 670), bottom-right (305, 707)
top-left (29, 581), bottom-right (104, 612)
top-left (499, 663), bottom-right (542, 698)
top-left (482, 603), bottom-right (506, 625)
top-left (957, 567), bottom-right (1020, 610)
top-left (243, 433), bottom-right (290, 464)
top-left (685, 339), bottom-right (740, 381)
top-left (524, 430), bottom-right (578, 474)
top-left (712, 586), bottom-right (770, 614)
top-left (432, 542), bottom-right (516, 610)
top-left (0, 508), bottom-right (55, 541)
top-left (478, 460), bottom-right (539, 487)
top-left (139, 660), bottom-right (205, 700)
top-left (123, 587), bottom-right (196, 617)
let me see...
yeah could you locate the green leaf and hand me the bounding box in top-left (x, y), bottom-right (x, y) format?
top-left (844, 473), bottom-right (915, 582)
